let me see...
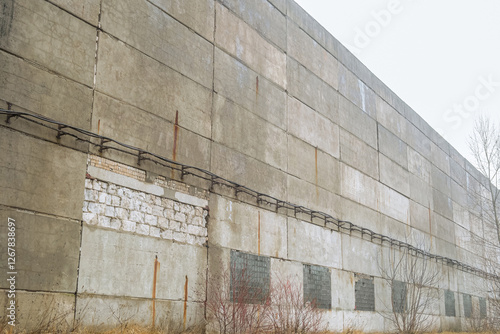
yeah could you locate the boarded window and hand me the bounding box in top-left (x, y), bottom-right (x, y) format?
top-left (355, 276), bottom-right (375, 311)
top-left (445, 290), bottom-right (456, 317)
top-left (230, 250), bottom-right (270, 304)
top-left (392, 280), bottom-right (406, 313)
top-left (463, 294), bottom-right (472, 318)
top-left (303, 264), bottom-right (331, 309)
top-left (479, 297), bottom-right (487, 319)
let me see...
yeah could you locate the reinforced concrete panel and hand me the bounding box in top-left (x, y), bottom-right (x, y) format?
top-left (148, 0), bottom-right (215, 41)
top-left (75, 295), bottom-right (204, 329)
top-left (378, 183), bottom-right (410, 223)
top-left (92, 92), bottom-right (211, 171)
top-left (210, 143), bottom-right (287, 199)
top-left (287, 218), bottom-right (342, 269)
top-left (212, 94), bottom-right (287, 170)
top-left (406, 123), bottom-right (432, 161)
top-left (338, 95), bottom-right (378, 149)
top-left (219, 0), bottom-right (287, 50)
top-left (433, 189), bottom-right (454, 221)
top-left (95, 33), bottom-right (212, 138)
top-left (209, 195), bottom-right (287, 258)
top-left (341, 163), bottom-right (378, 212)
top-left (408, 147), bottom-right (431, 183)
top-left (287, 57), bottom-right (339, 123)
top-left (378, 124), bottom-right (408, 169)
top-left (410, 200), bottom-right (431, 234)
top-left (410, 174), bottom-right (433, 209)
top-left (214, 49), bottom-right (286, 130)
top-left (215, 3), bottom-right (286, 88)
top-left (338, 64), bottom-right (376, 117)
top-left (376, 95), bottom-right (408, 141)
top-left (288, 21), bottom-right (338, 90)
top-left (339, 129), bottom-right (379, 179)
top-left (78, 226), bottom-right (207, 301)
top-left (0, 129), bottom-right (87, 219)
top-left (331, 268), bottom-right (355, 310)
top-left (0, 50), bottom-right (93, 129)
top-left (0, 291), bottom-right (75, 332)
top-left (342, 236), bottom-right (381, 277)
top-left (0, 208), bottom-right (80, 293)
top-left (287, 96), bottom-right (340, 158)
top-left (49, 0), bottom-right (101, 25)
top-left (0, 0), bottom-right (96, 86)
top-left (379, 154), bottom-right (410, 197)
top-left (431, 143), bottom-right (451, 175)
top-left (101, 0), bottom-right (214, 89)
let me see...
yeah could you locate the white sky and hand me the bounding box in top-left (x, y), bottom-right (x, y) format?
top-left (294, 0), bottom-right (500, 164)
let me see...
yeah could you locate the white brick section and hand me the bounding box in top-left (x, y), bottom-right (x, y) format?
top-left (83, 179), bottom-right (208, 246)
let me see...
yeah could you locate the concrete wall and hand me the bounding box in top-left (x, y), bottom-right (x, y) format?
top-left (0, 0), bottom-right (497, 331)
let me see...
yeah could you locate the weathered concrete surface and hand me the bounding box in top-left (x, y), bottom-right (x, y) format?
top-left (0, 50), bottom-right (93, 129)
top-left (95, 33), bottom-right (212, 139)
top-left (75, 295), bottom-right (204, 329)
top-left (216, 3), bottom-right (286, 88)
top-left (101, 0), bottom-right (214, 89)
top-left (0, 129), bottom-right (87, 219)
top-left (0, 208), bottom-right (80, 292)
top-left (78, 226), bottom-right (206, 300)
top-left (0, 0), bottom-right (96, 86)
top-left (0, 291), bottom-right (75, 332)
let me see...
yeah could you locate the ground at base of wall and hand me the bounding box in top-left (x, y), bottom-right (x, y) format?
top-left (0, 323), bottom-right (494, 334)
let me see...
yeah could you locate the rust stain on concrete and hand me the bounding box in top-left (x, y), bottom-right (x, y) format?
top-left (258, 211), bottom-right (261, 255)
top-left (315, 147), bottom-right (319, 199)
top-left (171, 111), bottom-right (179, 179)
top-left (183, 275), bottom-right (189, 330)
top-left (152, 256), bottom-right (160, 328)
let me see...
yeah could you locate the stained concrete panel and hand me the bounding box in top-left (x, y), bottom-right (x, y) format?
top-left (0, 129), bottom-right (87, 219)
top-left (209, 195), bottom-right (287, 258)
top-left (0, 208), bottom-right (80, 292)
top-left (340, 129), bottom-right (379, 179)
top-left (78, 226), bottom-right (207, 300)
top-left (212, 94), bottom-right (287, 171)
top-left (287, 218), bottom-right (342, 269)
top-left (148, 0), bottom-right (214, 41)
top-left (331, 268), bottom-right (355, 310)
top-left (431, 143), bottom-right (451, 175)
top-left (433, 189), bottom-right (454, 221)
top-left (210, 143), bottom-right (287, 199)
top-left (216, 3), bottom-right (286, 87)
top-left (0, 0), bottom-right (96, 85)
top-left (451, 181), bottom-right (467, 207)
top-left (92, 92), bottom-right (211, 170)
top-left (338, 64), bottom-right (376, 117)
top-left (219, 0), bottom-right (287, 50)
top-left (338, 95), bottom-right (378, 149)
top-left (378, 124), bottom-right (408, 169)
top-left (376, 95), bottom-right (408, 141)
top-left (0, 291), bottom-right (75, 332)
top-left (379, 154), bottom-right (410, 197)
top-left (96, 33), bottom-right (212, 138)
top-left (406, 123), bottom-right (432, 160)
top-left (341, 163), bottom-right (378, 212)
top-left (76, 295), bottom-right (204, 329)
top-left (288, 97), bottom-right (340, 158)
top-left (450, 158), bottom-right (467, 188)
top-left (378, 183), bottom-right (410, 223)
top-left (408, 147), bottom-right (431, 183)
top-left (339, 197), bottom-right (380, 235)
top-left (214, 48), bottom-right (286, 130)
top-left (342, 236), bottom-right (381, 277)
top-left (432, 165), bottom-right (451, 197)
top-left (288, 21), bottom-right (338, 90)
top-left (50, 0), bottom-right (100, 25)
top-left (286, 0), bottom-right (340, 59)
top-left (286, 175), bottom-right (340, 219)
top-left (287, 135), bottom-right (340, 194)
top-left (410, 174), bottom-right (433, 209)
top-left (432, 213), bottom-right (456, 244)
top-left (287, 57), bottom-right (339, 123)
top-left (0, 50), bottom-right (93, 129)
top-left (101, 0), bottom-right (213, 89)
top-left (410, 200), bottom-right (431, 234)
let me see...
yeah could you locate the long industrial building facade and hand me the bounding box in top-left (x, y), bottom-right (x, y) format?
top-left (0, 0), bottom-right (498, 331)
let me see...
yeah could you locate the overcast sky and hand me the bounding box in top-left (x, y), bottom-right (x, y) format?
top-left (294, 0), bottom-right (500, 164)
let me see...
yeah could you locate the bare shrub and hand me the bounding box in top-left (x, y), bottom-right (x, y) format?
top-left (267, 274), bottom-right (326, 334)
top-left (200, 262), bottom-right (271, 334)
top-left (378, 237), bottom-right (441, 334)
